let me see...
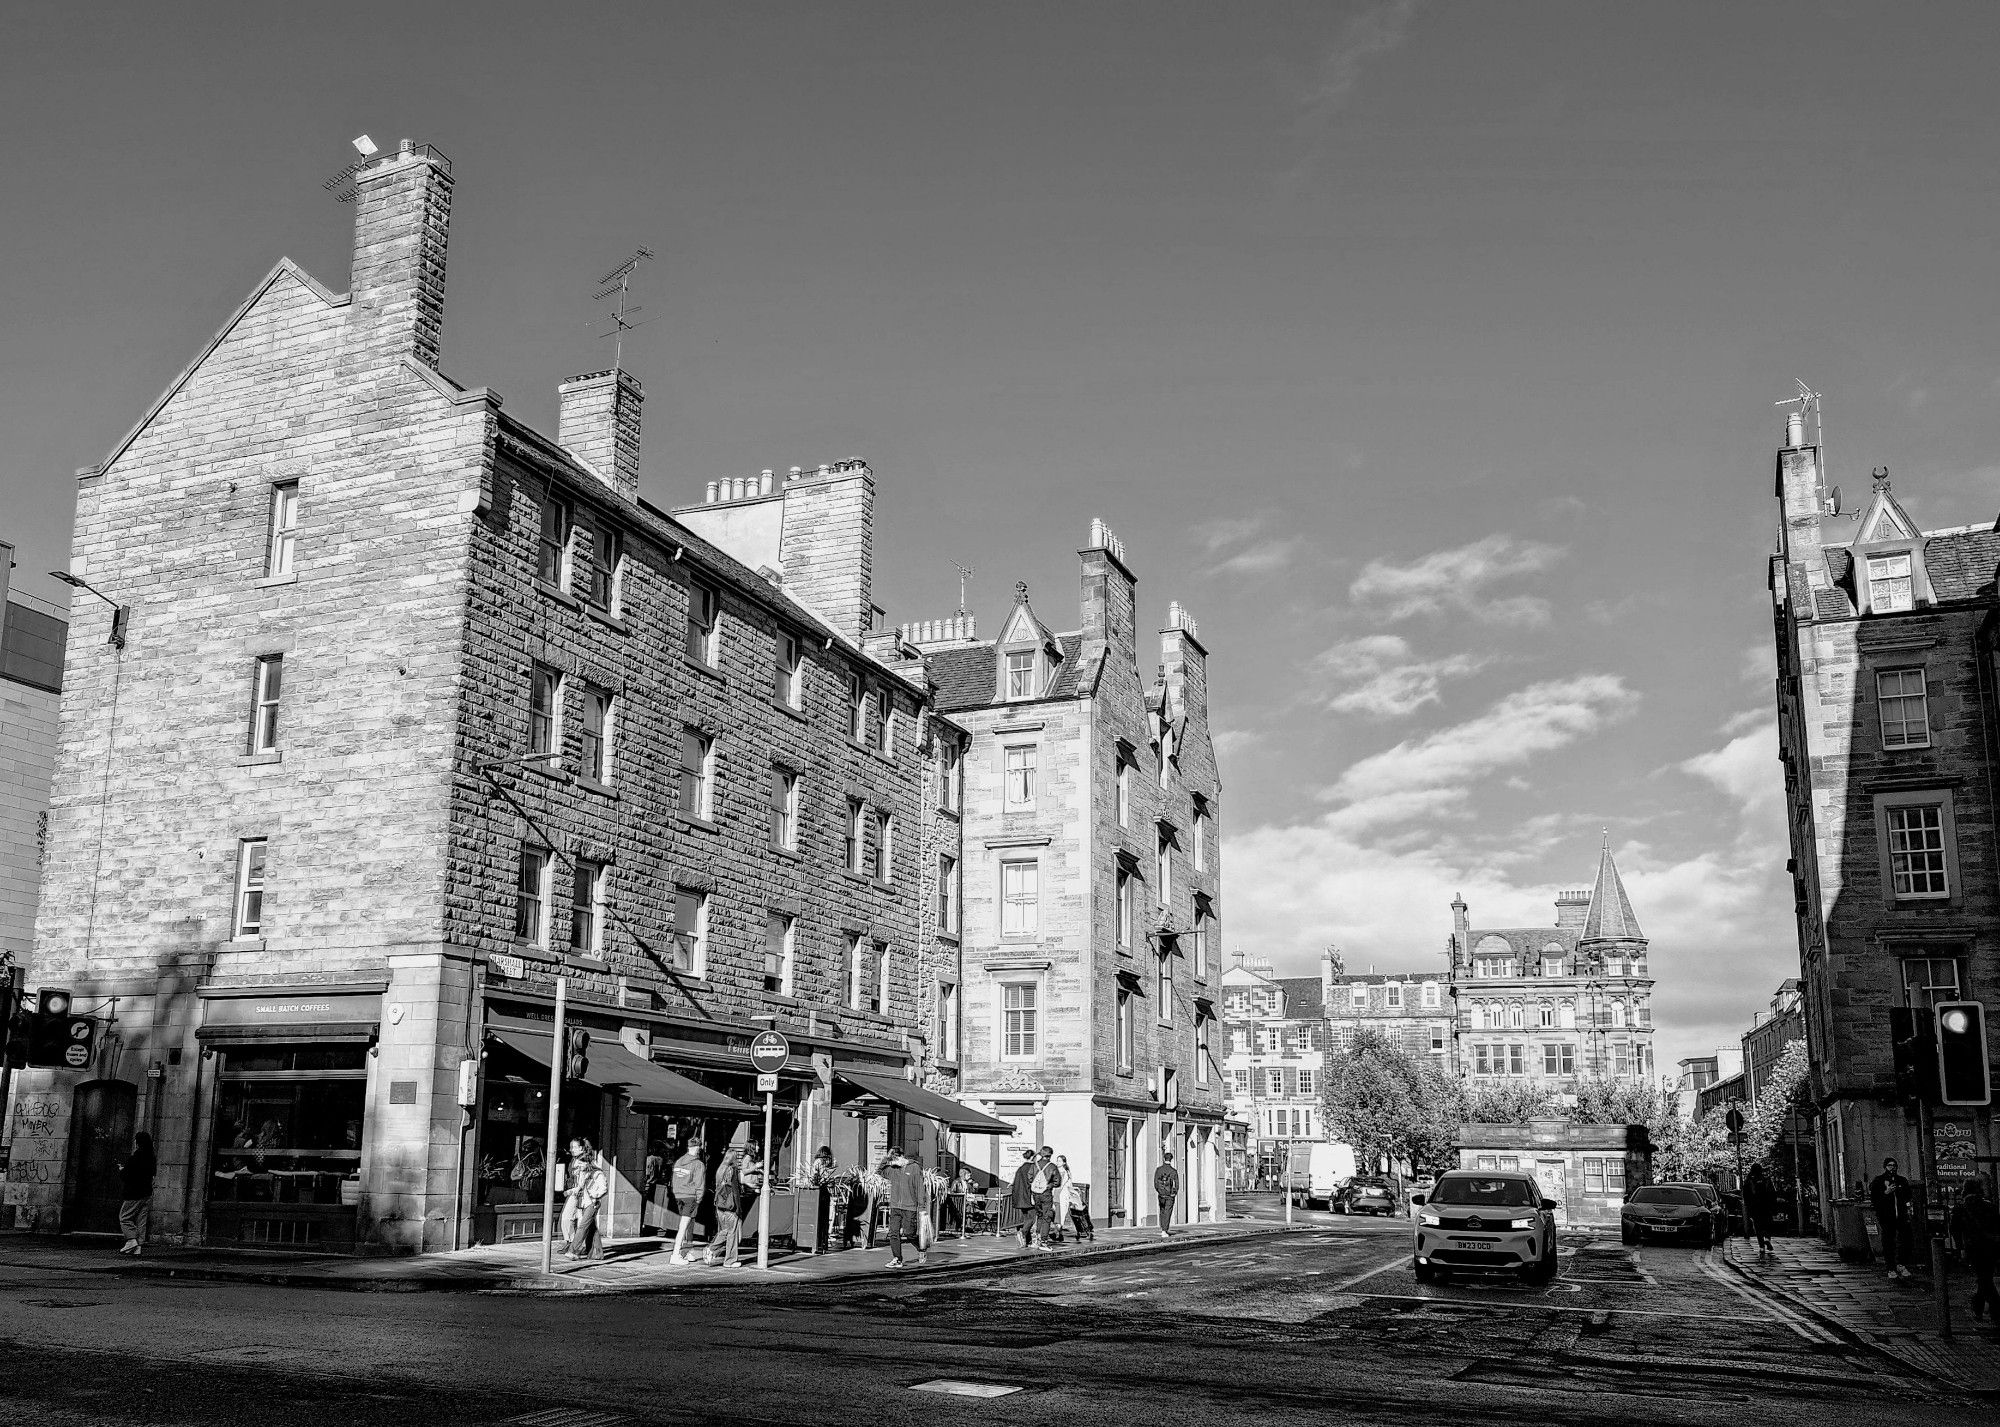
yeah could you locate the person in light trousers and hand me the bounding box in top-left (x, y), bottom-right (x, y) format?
top-left (117, 1131), bottom-right (156, 1255)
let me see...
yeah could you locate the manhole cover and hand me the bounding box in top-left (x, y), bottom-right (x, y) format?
top-left (503, 1411), bottom-right (634, 1427)
top-left (21, 1298), bottom-right (102, 1309)
top-left (911, 1381), bottom-right (1024, 1398)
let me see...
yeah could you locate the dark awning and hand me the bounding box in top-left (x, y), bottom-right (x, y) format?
top-left (487, 1027), bottom-right (755, 1116)
top-left (834, 1070), bottom-right (1018, 1135)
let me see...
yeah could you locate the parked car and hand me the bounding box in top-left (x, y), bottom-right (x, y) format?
top-left (1337, 1181), bottom-right (1397, 1216)
top-left (1620, 1185), bottom-right (1719, 1246)
top-left (1663, 1181), bottom-right (1730, 1236)
top-left (1412, 1170), bottom-right (1560, 1284)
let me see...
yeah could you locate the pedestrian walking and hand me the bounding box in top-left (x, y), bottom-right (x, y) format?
top-left (1743, 1163), bottom-right (1777, 1259)
top-left (1154, 1152), bottom-right (1181, 1238)
top-left (705, 1148), bottom-right (749, 1268)
top-left (558, 1138), bottom-right (609, 1259)
top-left (1949, 1178), bottom-right (2000, 1322)
top-left (1057, 1154), bottom-right (1095, 1242)
top-left (882, 1147), bottom-right (929, 1269)
top-left (116, 1131), bottom-right (155, 1256)
top-left (669, 1140), bottom-right (709, 1266)
top-left (1010, 1152), bottom-right (1041, 1249)
top-left (1869, 1156), bottom-right (1917, 1280)
top-left (1029, 1147), bottom-right (1058, 1251)
top-left (1043, 1149), bottom-right (1068, 1244)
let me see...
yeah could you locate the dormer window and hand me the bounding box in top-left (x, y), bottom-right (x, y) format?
top-left (1006, 649), bottom-right (1035, 700)
top-left (1867, 552), bottom-right (1914, 612)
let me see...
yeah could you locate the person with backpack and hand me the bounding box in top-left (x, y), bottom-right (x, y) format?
top-left (705, 1147), bottom-right (749, 1268)
top-left (1154, 1151), bottom-right (1181, 1239)
top-left (669, 1140), bottom-right (708, 1267)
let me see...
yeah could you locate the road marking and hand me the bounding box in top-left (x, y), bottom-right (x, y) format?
top-left (1341, 1291), bottom-right (1785, 1325)
top-left (912, 1381), bottom-right (1023, 1398)
top-left (1694, 1249), bottom-right (1838, 1345)
top-left (1330, 1255), bottom-right (1410, 1292)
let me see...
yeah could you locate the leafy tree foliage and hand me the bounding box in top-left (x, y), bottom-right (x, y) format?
top-left (1321, 1029), bottom-right (1461, 1175)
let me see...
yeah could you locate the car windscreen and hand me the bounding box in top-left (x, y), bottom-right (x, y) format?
top-left (1628, 1187), bottom-right (1703, 1205)
top-left (1430, 1177), bottom-right (1537, 1207)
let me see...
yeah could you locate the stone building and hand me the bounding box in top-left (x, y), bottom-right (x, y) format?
top-left (0, 545), bottom-right (67, 977)
top-left (916, 529), bottom-right (1227, 1228)
top-left (1447, 841), bottom-right (1657, 1096)
top-left (7, 141), bottom-right (1005, 1253)
top-left (1318, 948), bottom-right (1453, 1065)
top-left (1220, 955), bottom-right (1326, 1178)
top-left (1770, 407), bottom-right (1999, 1210)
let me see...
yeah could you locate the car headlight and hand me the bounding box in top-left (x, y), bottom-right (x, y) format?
top-left (1507, 1217), bottom-right (1536, 1230)
top-left (1419, 1211), bottom-right (1442, 1226)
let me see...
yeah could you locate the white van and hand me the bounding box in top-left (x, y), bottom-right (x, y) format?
top-left (1285, 1142), bottom-right (1358, 1208)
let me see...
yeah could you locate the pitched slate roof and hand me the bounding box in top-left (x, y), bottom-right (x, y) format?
top-left (1580, 839), bottom-right (1644, 945)
top-left (928, 634), bottom-right (1092, 712)
top-left (1812, 527), bottom-right (2000, 618)
top-left (1276, 976), bottom-right (1324, 1018)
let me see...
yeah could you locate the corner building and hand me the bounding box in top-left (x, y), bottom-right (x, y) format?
top-left (10, 142), bottom-right (987, 1251)
top-left (1768, 412), bottom-right (1998, 1214)
top-left (914, 525), bottom-right (1227, 1228)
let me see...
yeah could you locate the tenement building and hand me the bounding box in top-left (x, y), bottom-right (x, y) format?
top-left (1447, 841), bottom-right (1656, 1096)
top-left (0, 546), bottom-right (67, 977)
top-left (8, 141), bottom-right (1019, 1252)
top-left (1769, 409), bottom-right (1998, 1212)
top-left (1318, 947), bottom-right (1452, 1066)
top-left (1220, 955), bottom-right (1326, 1179)
top-left (916, 532), bottom-right (1226, 1229)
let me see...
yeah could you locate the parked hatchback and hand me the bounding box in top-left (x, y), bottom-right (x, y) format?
top-left (1338, 1182), bottom-right (1397, 1216)
top-left (1412, 1171), bottom-right (1559, 1283)
top-left (1620, 1185), bottom-right (1717, 1246)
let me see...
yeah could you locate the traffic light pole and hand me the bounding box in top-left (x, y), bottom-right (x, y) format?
top-left (539, 977), bottom-right (566, 1275)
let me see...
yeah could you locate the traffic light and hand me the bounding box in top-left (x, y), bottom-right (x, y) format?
top-left (2, 1002), bottom-right (28, 1069)
top-left (25, 988), bottom-right (95, 1070)
top-left (1936, 1002), bottom-right (1991, 1107)
top-left (1891, 1007), bottom-right (1939, 1103)
top-left (564, 1027), bottom-right (590, 1082)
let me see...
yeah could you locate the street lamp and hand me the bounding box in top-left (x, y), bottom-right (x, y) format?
top-left (49, 571), bottom-right (129, 648)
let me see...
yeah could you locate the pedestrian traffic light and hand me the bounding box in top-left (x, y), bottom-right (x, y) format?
top-left (25, 988), bottom-right (95, 1070)
top-left (564, 1027), bottom-right (590, 1082)
top-left (1935, 1002), bottom-right (1991, 1107)
top-left (1891, 1006), bottom-right (1939, 1103)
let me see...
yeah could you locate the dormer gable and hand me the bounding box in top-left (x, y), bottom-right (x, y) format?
top-left (994, 582), bottom-right (1063, 702)
top-left (1847, 471), bottom-right (1932, 616)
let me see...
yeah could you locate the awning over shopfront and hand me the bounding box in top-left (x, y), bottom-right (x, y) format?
top-left (486, 1027), bottom-right (755, 1116)
top-left (834, 1070), bottom-right (1018, 1135)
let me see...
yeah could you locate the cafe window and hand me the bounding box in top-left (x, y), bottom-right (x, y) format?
top-left (208, 1042), bottom-right (367, 1205)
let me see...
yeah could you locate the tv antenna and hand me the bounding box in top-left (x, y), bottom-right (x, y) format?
top-left (322, 134), bottom-right (379, 204)
top-left (592, 247), bottom-right (655, 367)
top-left (1774, 378), bottom-right (1824, 448)
top-left (953, 561), bottom-right (973, 615)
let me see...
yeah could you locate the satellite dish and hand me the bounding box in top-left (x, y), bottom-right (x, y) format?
top-left (352, 135), bottom-right (378, 157)
top-left (1828, 486), bottom-right (1841, 515)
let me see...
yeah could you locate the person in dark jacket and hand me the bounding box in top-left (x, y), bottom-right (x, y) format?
top-left (1743, 1163), bottom-right (1778, 1259)
top-left (117, 1132), bottom-right (156, 1255)
top-left (1154, 1151), bottom-right (1181, 1239)
top-left (1949, 1178), bottom-right (2000, 1321)
top-left (1869, 1157), bottom-right (1917, 1280)
top-left (881, 1148), bottom-right (929, 1269)
top-left (1010, 1153), bottom-right (1043, 1249)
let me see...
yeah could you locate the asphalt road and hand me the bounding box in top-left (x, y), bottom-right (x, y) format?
top-left (0, 1205), bottom-right (1967, 1427)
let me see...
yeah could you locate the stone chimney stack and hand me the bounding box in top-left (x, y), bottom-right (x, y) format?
top-left (1160, 600), bottom-right (1206, 724)
top-left (776, 461), bottom-right (874, 641)
top-left (346, 140), bottom-right (452, 374)
top-left (557, 369), bottom-right (643, 502)
top-left (1775, 411), bottom-right (1826, 605)
top-left (1078, 518), bottom-right (1137, 672)
top-left (1554, 888), bottom-right (1590, 931)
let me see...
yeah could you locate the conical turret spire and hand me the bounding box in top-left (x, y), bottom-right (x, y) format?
top-left (1580, 833), bottom-right (1644, 945)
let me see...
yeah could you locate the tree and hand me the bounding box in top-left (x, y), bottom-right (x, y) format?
top-left (1744, 1040), bottom-right (1810, 1167)
top-left (1321, 1030), bottom-right (1461, 1176)
top-left (1569, 1078), bottom-right (1664, 1128)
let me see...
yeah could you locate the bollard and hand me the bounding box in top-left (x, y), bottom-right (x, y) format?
top-left (1931, 1234), bottom-right (1953, 1339)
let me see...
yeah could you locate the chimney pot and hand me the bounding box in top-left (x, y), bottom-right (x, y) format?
top-left (705, 481), bottom-right (718, 502)
top-left (1786, 411), bottom-right (1806, 448)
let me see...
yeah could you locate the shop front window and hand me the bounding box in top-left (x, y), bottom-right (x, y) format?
top-left (208, 1043), bottom-right (367, 1204)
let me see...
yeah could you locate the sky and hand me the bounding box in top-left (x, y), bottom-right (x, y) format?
top-left (8, 2), bottom-right (2000, 1077)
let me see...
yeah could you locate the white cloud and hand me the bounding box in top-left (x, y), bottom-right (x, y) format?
top-left (1349, 533), bottom-right (1566, 626)
top-left (1207, 538), bottom-right (1302, 577)
top-left (1192, 514), bottom-right (1271, 553)
top-left (1211, 727), bottom-right (1262, 758)
top-left (1327, 674), bottom-right (1638, 819)
top-left (1192, 512), bottom-right (1303, 578)
top-left (1301, 0), bottom-right (1423, 116)
top-left (1309, 633), bottom-right (1485, 718)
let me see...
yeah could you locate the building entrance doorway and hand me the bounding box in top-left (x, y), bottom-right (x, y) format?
top-left (65, 1079), bottom-right (137, 1235)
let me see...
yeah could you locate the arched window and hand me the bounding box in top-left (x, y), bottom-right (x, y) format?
top-left (1610, 1001), bottom-right (1626, 1028)
top-left (1508, 1003), bottom-right (1524, 1029)
top-left (1538, 1003), bottom-right (1554, 1028)
top-left (1559, 1000), bottom-right (1576, 1030)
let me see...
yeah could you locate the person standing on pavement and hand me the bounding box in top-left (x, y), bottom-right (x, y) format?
top-left (116, 1131), bottom-right (156, 1256)
top-left (1869, 1156), bottom-right (1917, 1280)
top-left (1056, 1154), bottom-right (1093, 1243)
top-left (559, 1139), bottom-right (610, 1260)
top-left (1154, 1151), bottom-right (1181, 1239)
top-left (705, 1148), bottom-right (748, 1268)
top-left (1010, 1151), bottom-right (1042, 1249)
top-left (1743, 1163), bottom-right (1778, 1259)
top-left (882, 1147), bottom-right (929, 1269)
top-left (669, 1140), bottom-right (709, 1267)
top-left (1949, 1178), bottom-right (2000, 1321)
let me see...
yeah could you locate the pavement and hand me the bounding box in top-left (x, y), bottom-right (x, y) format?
top-left (1721, 1233), bottom-right (2000, 1396)
top-left (0, 1215), bottom-right (1282, 1294)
